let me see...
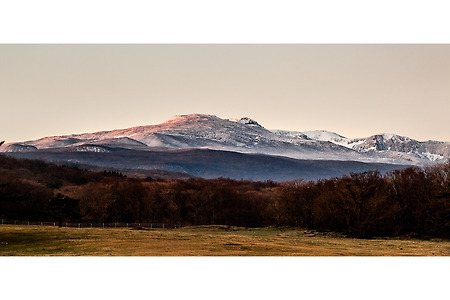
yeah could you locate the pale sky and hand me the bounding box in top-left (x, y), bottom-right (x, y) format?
top-left (1, 44), bottom-right (449, 143)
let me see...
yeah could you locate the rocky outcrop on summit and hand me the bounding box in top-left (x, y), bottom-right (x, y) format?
top-left (236, 117), bottom-right (262, 126)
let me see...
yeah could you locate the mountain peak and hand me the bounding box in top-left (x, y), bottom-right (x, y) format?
top-left (165, 114), bottom-right (219, 123)
top-left (165, 114), bottom-right (263, 128)
top-left (375, 133), bottom-right (410, 141)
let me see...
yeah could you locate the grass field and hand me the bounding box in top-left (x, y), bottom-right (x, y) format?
top-left (0, 225), bottom-right (449, 256)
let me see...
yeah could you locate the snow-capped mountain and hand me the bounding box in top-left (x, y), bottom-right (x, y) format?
top-left (1, 114), bottom-right (449, 165)
top-left (299, 130), bottom-right (449, 164)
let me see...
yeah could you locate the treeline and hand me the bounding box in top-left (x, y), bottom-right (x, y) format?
top-left (277, 166), bottom-right (449, 238)
top-left (0, 154), bottom-right (449, 238)
top-left (0, 155), bottom-right (126, 221)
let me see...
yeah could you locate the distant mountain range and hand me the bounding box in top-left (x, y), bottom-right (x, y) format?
top-left (1, 114), bottom-right (448, 181)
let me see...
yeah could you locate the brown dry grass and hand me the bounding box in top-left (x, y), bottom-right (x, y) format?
top-left (0, 225), bottom-right (448, 256)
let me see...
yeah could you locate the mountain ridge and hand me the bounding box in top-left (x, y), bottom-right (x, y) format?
top-left (1, 114), bottom-right (449, 166)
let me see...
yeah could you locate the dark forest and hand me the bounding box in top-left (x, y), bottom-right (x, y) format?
top-left (1, 155), bottom-right (448, 238)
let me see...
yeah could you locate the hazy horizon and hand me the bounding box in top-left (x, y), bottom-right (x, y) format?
top-left (2, 44), bottom-right (450, 143)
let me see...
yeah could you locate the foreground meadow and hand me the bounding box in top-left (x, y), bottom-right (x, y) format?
top-left (0, 225), bottom-right (448, 256)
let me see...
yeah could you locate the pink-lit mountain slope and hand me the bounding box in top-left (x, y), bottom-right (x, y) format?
top-left (2, 114), bottom-right (449, 166)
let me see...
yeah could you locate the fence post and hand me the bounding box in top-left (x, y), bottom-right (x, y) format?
top-left (1, 219), bottom-right (3, 225)
top-left (126, 223), bottom-right (128, 228)
top-left (54, 222), bottom-right (56, 226)
top-left (151, 223), bottom-right (153, 229)
top-left (103, 223), bottom-right (104, 228)
top-left (139, 223), bottom-right (141, 227)
top-left (66, 222), bottom-right (68, 227)
top-left (41, 222), bottom-right (43, 226)
top-left (163, 223), bottom-right (165, 229)
top-left (91, 223), bottom-right (93, 228)
top-left (78, 223), bottom-right (80, 228)
top-left (115, 223), bottom-right (117, 228)
top-left (27, 221), bottom-right (29, 226)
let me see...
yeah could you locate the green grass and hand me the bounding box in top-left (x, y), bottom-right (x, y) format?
top-left (0, 225), bottom-right (449, 256)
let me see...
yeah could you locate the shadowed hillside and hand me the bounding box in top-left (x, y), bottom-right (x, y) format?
top-left (5, 147), bottom-right (409, 181)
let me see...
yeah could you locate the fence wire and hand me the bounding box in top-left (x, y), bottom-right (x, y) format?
top-left (0, 219), bottom-right (177, 228)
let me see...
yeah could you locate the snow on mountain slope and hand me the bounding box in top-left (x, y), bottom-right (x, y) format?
top-left (301, 130), bottom-right (364, 149)
top-left (349, 133), bottom-right (449, 163)
top-left (302, 130), bottom-right (346, 142)
top-left (2, 144), bottom-right (38, 152)
top-left (1, 114), bottom-right (448, 165)
top-left (298, 130), bottom-right (449, 164)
